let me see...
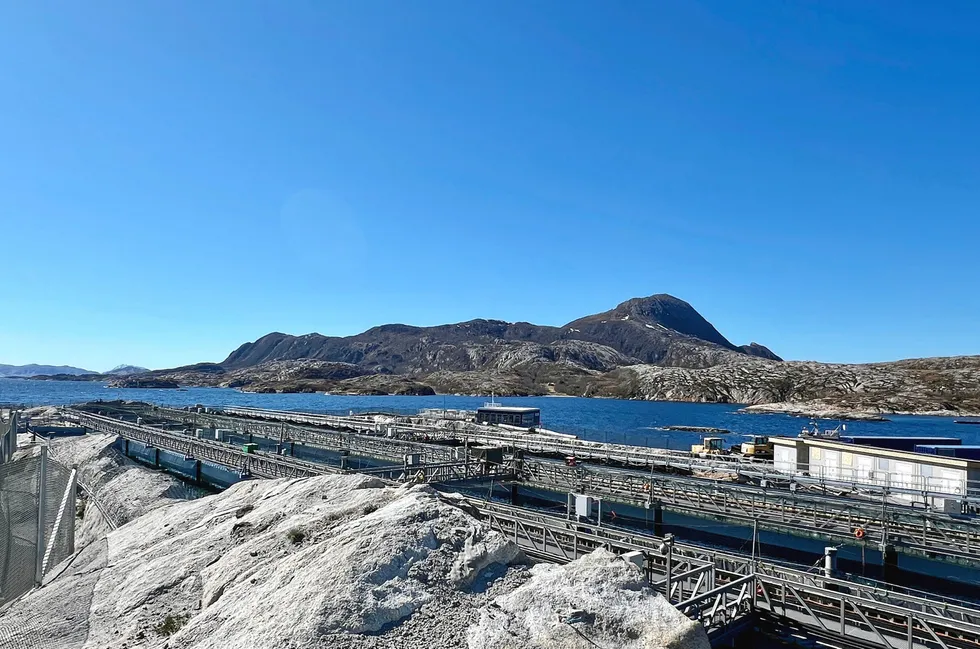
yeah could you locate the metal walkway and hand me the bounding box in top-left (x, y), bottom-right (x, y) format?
top-left (71, 411), bottom-right (331, 479)
top-left (144, 406), bottom-right (980, 567)
top-left (70, 410), bottom-right (511, 486)
top-left (67, 407), bottom-right (980, 649)
top-left (145, 405), bottom-right (459, 465)
top-left (212, 406), bottom-right (980, 505)
top-left (468, 500), bottom-right (980, 649)
top-left (520, 459), bottom-right (980, 566)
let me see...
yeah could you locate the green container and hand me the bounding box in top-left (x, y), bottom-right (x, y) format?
top-left (242, 443), bottom-right (259, 454)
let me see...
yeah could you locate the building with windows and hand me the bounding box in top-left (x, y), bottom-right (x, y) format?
top-left (772, 436), bottom-right (980, 512)
top-left (476, 405), bottom-right (540, 428)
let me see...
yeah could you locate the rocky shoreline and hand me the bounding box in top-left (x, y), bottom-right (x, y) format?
top-left (742, 401), bottom-right (980, 420)
top-left (739, 403), bottom-right (893, 421)
top-left (82, 354), bottom-right (980, 419)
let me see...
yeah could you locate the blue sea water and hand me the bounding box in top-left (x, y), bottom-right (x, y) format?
top-left (3, 377), bottom-right (978, 449)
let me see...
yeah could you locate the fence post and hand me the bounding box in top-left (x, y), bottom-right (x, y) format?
top-left (67, 468), bottom-right (77, 555)
top-left (35, 446), bottom-right (48, 586)
top-left (1, 412), bottom-right (18, 463)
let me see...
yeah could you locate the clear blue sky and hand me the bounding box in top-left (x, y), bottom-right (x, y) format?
top-left (2, 1), bottom-right (978, 371)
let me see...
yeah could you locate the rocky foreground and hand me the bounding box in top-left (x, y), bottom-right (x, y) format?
top-left (1, 462), bottom-right (707, 649)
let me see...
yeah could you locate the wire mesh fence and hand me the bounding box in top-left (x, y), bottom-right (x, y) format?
top-left (0, 622), bottom-right (42, 649)
top-left (42, 459), bottom-right (74, 579)
top-left (0, 451), bottom-right (76, 608)
top-left (0, 537), bottom-right (108, 649)
top-left (0, 455), bottom-right (42, 607)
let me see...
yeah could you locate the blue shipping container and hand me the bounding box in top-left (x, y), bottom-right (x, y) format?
top-left (841, 436), bottom-right (962, 452)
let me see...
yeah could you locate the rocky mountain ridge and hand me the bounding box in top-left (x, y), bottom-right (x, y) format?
top-left (108, 293), bottom-right (979, 416)
top-left (119, 294), bottom-right (781, 394)
top-left (599, 355), bottom-right (980, 417)
top-left (103, 353), bottom-right (980, 416)
top-left (220, 294), bottom-right (780, 373)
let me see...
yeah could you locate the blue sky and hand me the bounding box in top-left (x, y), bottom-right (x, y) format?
top-left (1, 1), bottom-right (978, 371)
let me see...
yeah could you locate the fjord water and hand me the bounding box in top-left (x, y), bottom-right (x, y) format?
top-left (2, 378), bottom-right (976, 448)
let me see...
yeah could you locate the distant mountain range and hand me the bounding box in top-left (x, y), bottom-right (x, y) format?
top-left (0, 364), bottom-right (95, 377)
top-left (0, 363), bottom-right (148, 378)
top-left (112, 293), bottom-right (778, 395)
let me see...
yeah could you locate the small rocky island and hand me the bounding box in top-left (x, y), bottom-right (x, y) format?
top-left (108, 377), bottom-right (180, 389)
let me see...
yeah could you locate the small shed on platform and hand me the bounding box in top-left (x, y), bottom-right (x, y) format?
top-left (476, 406), bottom-right (540, 428)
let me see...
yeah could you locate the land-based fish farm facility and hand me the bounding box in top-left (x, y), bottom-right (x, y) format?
top-left (8, 401), bottom-right (980, 649)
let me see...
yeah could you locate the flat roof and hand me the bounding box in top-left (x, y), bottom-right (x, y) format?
top-left (773, 436), bottom-right (979, 469)
top-left (917, 445), bottom-right (980, 449)
top-left (476, 406), bottom-right (540, 414)
top-left (844, 436), bottom-right (962, 442)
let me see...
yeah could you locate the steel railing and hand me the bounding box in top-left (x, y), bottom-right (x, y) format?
top-left (466, 500), bottom-right (980, 649)
top-left (208, 406), bottom-right (980, 504)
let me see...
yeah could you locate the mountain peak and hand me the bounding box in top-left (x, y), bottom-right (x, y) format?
top-left (106, 364), bottom-right (150, 375)
top-left (613, 294), bottom-right (692, 318)
top-left (737, 343), bottom-right (782, 361)
top-left (597, 293), bottom-right (735, 349)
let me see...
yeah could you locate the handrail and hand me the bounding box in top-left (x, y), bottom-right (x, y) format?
top-left (212, 406), bottom-right (980, 503)
top-left (677, 574), bottom-right (755, 609)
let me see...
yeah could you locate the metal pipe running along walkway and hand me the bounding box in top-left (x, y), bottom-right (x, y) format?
top-left (520, 459), bottom-right (980, 567)
top-left (213, 406), bottom-right (980, 505)
top-left (220, 405), bottom-right (772, 473)
top-left (466, 500), bottom-right (980, 649)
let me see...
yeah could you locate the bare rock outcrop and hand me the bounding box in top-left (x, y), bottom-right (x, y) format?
top-left (614, 356), bottom-right (980, 416)
top-left (468, 548), bottom-right (709, 649)
top-left (2, 474), bottom-right (525, 649)
top-left (48, 433), bottom-right (206, 546)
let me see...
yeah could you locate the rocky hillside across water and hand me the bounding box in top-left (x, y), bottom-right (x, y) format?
top-left (20, 364), bottom-right (151, 382)
top-left (105, 364), bottom-right (150, 376)
top-left (0, 363), bottom-right (94, 377)
top-left (110, 292), bottom-right (979, 416)
top-left (120, 294), bottom-right (778, 394)
top-left (599, 355), bottom-right (980, 418)
top-left (220, 294), bottom-right (778, 371)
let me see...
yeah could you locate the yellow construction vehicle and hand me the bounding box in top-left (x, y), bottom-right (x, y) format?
top-left (691, 437), bottom-right (726, 456)
top-left (739, 435), bottom-right (773, 459)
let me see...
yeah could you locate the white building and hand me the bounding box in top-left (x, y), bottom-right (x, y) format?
top-left (771, 436), bottom-right (980, 511)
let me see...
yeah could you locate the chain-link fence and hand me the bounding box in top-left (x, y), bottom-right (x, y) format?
top-left (0, 449), bottom-right (76, 608)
